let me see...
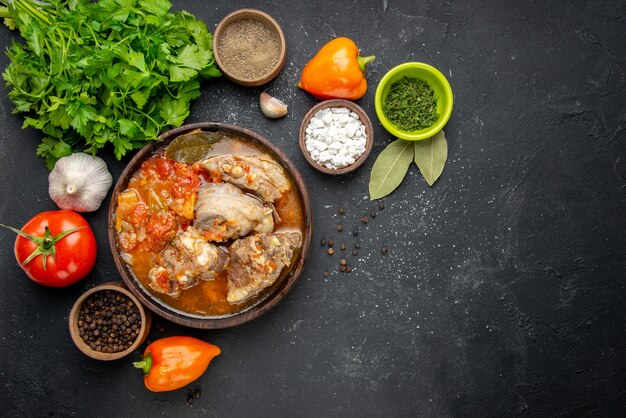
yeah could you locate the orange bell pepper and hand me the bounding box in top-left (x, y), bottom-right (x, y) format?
top-left (133, 336), bottom-right (220, 392)
top-left (298, 37), bottom-right (374, 100)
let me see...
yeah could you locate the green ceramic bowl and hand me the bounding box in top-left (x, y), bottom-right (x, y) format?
top-left (374, 62), bottom-right (453, 141)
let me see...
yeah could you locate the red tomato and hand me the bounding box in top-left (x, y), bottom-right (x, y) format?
top-left (11, 210), bottom-right (96, 287)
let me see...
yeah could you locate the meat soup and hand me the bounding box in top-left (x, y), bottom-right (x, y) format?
top-left (113, 131), bottom-right (305, 317)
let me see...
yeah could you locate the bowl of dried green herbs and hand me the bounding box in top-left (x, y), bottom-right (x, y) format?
top-left (374, 62), bottom-right (453, 141)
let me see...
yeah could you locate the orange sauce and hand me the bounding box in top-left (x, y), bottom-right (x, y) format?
top-left (115, 135), bottom-right (304, 317)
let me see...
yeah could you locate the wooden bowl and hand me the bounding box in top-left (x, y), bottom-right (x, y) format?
top-left (213, 9), bottom-right (286, 86)
top-left (298, 99), bottom-right (374, 175)
top-left (69, 282), bottom-right (151, 361)
top-left (108, 122), bottom-right (313, 329)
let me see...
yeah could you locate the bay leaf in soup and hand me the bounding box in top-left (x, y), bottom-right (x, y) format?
top-left (413, 130), bottom-right (448, 186)
top-left (369, 139), bottom-right (414, 200)
top-left (165, 129), bottom-right (228, 163)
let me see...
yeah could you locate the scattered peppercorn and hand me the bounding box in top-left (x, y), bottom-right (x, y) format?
top-left (321, 239), bottom-right (327, 246)
top-left (340, 242), bottom-right (347, 250)
top-left (187, 393), bottom-right (195, 405)
top-left (361, 215), bottom-right (369, 224)
top-left (194, 388), bottom-right (202, 399)
top-left (328, 239), bottom-right (334, 247)
top-left (339, 259), bottom-right (347, 266)
top-left (355, 241), bottom-right (361, 249)
top-left (352, 249), bottom-right (359, 256)
top-left (346, 266), bottom-right (352, 272)
top-left (336, 224), bottom-right (343, 232)
top-left (327, 248), bottom-right (334, 255)
top-left (323, 271), bottom-right (329, 277)
top-left (379, 202), bottom-right (385, 210)
top-left (338, 207), bottom-right (345, 214)
top-left (339, 265), bottom-right (346, 272)
top-left (78, 289), bottom-right (141, 354)
top-left (352, 228), bottom-right (359, 236)
top-left (370, 211), bottom-right (376, 219)
top-left (381, 245), bottom-right (388, 255)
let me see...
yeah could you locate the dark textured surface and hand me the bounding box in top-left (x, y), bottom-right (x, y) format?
top-left (1, 0), bottom-right (625, 416)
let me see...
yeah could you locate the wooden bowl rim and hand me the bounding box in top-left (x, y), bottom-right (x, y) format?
top-left (213, 8), bottom-right (287, 87)
top-left (68, 282), bottom-right (152, 361)
top-left (108, 122), bottom-right (314, 329)
top-left (298, 99), bottom-right (374, 175)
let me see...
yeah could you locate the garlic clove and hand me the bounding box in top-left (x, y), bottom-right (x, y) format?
top-left (48, 153), bottom-right (113, 212)
top-left (259, 92), bottom-right (288, 119)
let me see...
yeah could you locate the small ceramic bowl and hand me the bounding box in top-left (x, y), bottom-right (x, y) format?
top-left (213, 9), bottom-right (286, 87)
top-left (69, 282), bottom-right (151, 361)
top-left (299, 99), bottom-right (374, 175)
top-left (374, 62), bottom-right (453, 141)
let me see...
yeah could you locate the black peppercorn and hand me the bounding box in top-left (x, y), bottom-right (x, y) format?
top-left (77, 289), bottom-right (141, 354)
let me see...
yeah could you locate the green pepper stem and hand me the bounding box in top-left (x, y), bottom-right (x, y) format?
top-left (133, 352), bottom-right (153, 376)
top-left (357, 55), bottom-right (375, 73)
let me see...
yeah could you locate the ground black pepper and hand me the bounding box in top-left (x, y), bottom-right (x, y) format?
top-left (78, 290), bottom-right (140, 353)
top-left (216, 19), bottom-right (281, 81)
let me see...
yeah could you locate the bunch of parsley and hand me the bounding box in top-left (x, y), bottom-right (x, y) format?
top-left (0, 0), bottom-right (220, 168)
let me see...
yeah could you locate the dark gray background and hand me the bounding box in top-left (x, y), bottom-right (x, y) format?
top-left (1, 0), bottom-right (625, 416)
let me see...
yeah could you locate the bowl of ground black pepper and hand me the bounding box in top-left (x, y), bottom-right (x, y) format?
top-left (69, 282), bottom-right (151, 361)
top-left (374, 62), bottom-right (453, 141)
top-left (213, 9), bottom-right (286, 86)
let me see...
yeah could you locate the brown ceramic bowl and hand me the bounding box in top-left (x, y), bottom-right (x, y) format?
top-left (69, 282), bottom-right (151, 361)
top-left (213, 9), bottom-right (287, 86)
top-left (299, 99), bottom-right (374, 175)
top-left (108, 122), bottom-right (313, 329)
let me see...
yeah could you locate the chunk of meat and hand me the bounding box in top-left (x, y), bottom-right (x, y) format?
top-left (227, 232), bottom-right (302, 304)
top-left (148, 226), bottom-right (229, 296)
top-left (194, 182), bottom-right (274, 242)
top-left (198, 155), bottom-right (291, 202)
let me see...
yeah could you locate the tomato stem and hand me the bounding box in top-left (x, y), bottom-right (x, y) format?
top-left (0, 223), bottom-right (85, 270)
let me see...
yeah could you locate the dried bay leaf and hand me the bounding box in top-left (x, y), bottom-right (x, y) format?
top-left (369, 139), bottom-right (414, 200)
top-left (165, 129), bottom-right (229, 163)
top-left (413, 130), bottom-right (448, 186)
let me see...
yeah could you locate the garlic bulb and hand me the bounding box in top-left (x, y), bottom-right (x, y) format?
top-left (259, 92), bottom-right (288, 119)
top-left (48, 153), bottom-right (113, 212)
